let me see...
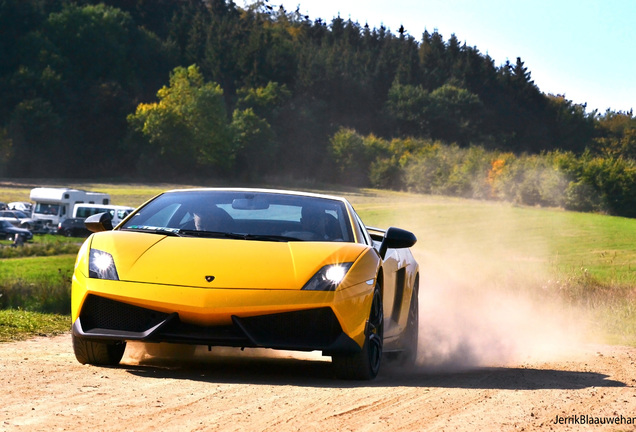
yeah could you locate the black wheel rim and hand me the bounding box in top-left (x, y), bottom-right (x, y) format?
top-left (368, 287), bottom-right (383, 375)
top-left (405, 287), bottom-right (419, 359)
top-left (407, 289), bottom-right (418, 340)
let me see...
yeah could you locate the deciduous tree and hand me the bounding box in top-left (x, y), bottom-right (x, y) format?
top-left (127, 65), bottom-right (234, 175)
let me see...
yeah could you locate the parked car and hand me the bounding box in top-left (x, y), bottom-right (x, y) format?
top-left (8, 202), bottom-right (33, 213)
top-left (0, 210), bottom-right (40, 230)
top-left (57, 217), bottom-right (91, 237)
top-left (0, 220), bottom-right (33, 242)
top-left (73, 204), bottom-right (134, 226)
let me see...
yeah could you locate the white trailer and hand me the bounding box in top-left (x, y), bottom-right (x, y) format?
top-left (29, 187), bottom-right (111, 229)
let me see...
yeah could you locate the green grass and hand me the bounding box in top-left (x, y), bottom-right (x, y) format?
top-left (344, 189), bottom-right (636, 287)
top-left (0, 309), bottom-right (70, 342)
top-left (0, 234), bottom-right (82, 258)
top-left (1, 181), bottom-right (635, 344)
top-left (0, 255), bottom-right (74, 313)
top-left (0, 254), bottom-right (76, 281)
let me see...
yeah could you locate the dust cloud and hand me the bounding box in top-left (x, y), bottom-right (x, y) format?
top-left (123, 341), bottom-right (331, 367)
top-left (405, 207), bottom-right (589, 374)
top-left (412, 250), bottom-right (585, 373)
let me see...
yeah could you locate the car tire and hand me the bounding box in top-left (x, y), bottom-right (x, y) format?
top-left (333, 283), bottom-right (383, 380)
top-left (72, 334), bottom-right (126, 366)
top-left (395, 277), bottom-right (419, 367)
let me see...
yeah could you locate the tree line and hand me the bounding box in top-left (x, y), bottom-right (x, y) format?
top-left (331, 129), bottom-right (636, 217)
top-left (0, 0), bottom-right (634, 214)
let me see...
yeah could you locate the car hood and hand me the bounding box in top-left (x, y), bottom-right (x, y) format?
top-left (86, 231), bottom-right (371, 290)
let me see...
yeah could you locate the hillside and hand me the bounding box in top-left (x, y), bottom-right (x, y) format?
top-left (1, 0), bottom-right (633, 186)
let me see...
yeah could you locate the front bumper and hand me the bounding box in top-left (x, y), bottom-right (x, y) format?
top-left (71, 269), bottom-right (374, 354)
top-left (72, 294), bottom-right (360, 354)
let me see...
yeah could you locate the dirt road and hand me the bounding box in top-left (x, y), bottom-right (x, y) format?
top-left (0, 334), bottom-right (634, 432)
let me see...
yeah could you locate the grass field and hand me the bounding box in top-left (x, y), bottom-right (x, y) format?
top-left (1, 180), bottom-right (635, 344)
top-left (0, 254), bottom-right (76, 282)
top-left (0, 309), bottom-right (69, 342)
top-left (345, 190), bottom-right (636, 285)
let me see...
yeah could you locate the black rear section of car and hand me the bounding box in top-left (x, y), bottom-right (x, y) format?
top-left (73, 294), bottom-right (360, 354)
top-left (58, 217), bottom-right (91, 237)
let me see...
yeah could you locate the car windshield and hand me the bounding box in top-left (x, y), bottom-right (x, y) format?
top-left (34, 203), bottom-right (60, 216)
top-left (120, 190), bottom-right (353, 242)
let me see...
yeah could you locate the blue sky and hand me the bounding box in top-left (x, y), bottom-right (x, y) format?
top-left (260, 0), bottom-right (635, 114)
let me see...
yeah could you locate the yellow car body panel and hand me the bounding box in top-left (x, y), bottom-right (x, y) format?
top-left (72, 231), bottom-right (380, 347)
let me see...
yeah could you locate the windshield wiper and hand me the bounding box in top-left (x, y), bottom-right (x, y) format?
top-left (124, 226), bottom-right (301, 242)
top-left (178, 230), bottom-right (245, 239)
top-left (179, 230), bottom-right (299, 242)
top-left (122, 227), bottom-right (182, 236)
top-left (241, 234), bottom-right (300, 242)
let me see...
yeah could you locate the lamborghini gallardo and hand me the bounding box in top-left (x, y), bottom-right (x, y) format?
top-left (71, 188), bottom-right (419, 380)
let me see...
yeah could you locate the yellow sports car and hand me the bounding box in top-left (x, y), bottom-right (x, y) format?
top-left (71, 188), bottom-right (419, 379)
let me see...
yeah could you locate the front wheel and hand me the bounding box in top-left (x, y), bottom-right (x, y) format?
top-left (333, 284), bottom-right (383, 380)
top-left (72, 334), bottom-right (126, 366)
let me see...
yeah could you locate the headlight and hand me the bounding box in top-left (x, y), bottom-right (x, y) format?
top-left (302, 263), bottom-right (353, 291)
top-left (89, 249), bottom-right (119, 280)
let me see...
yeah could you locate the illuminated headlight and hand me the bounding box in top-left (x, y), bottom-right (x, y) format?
top-left (89, 249), bottom-right (119, 280)
top-left (302, 263), bottom-right (353, 291)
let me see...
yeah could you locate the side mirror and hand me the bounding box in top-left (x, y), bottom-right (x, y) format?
top-left (379, 227), bottom-right (417, 259)
top-left (85, 212), bottom-right (113, 233)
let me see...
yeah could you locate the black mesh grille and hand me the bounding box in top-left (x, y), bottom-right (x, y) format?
top-left (235, 307), bottom-right (343, 349)
top-left (80, 295), bottom-right (170, 332)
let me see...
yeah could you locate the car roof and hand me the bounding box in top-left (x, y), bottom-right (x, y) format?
top-left (162, 188), bottom-right (351, 204)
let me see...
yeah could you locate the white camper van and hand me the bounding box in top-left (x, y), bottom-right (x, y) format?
top-left (29, 187), bottom-right (111, 228)
top-left (73, 203), bottom-right (134, 226)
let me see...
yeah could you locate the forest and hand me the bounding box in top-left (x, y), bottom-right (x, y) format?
top-left (1, 0), bottom-right (635, 216)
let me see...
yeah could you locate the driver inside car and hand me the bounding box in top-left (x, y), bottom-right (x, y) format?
top-left (301, 205), bottom-right (342, 240)
top-left (192, 204), bottom-right (233, 232)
